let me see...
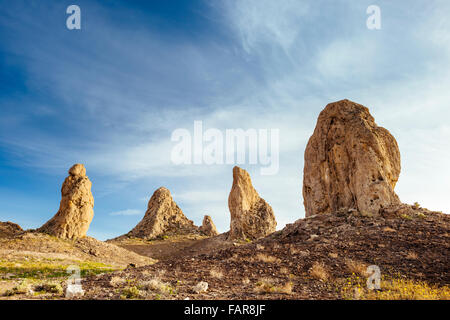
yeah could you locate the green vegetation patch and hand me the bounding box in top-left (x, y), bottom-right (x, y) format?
top-left (0, 258), bottom-right (118, 280)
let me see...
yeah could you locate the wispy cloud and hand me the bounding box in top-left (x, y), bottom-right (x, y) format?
top-left (109, 209), bottom-right (142, 216)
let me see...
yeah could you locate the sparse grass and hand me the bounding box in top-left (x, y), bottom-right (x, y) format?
top-left (139, 278), bottom-right (176, 295)
top-left (0, 259), bottom-right (117, 280)
top-left (33, 282), bottom-right (63, 295)
top-left (3, 280), bottom-right (31, 296)
top-left (254, 279), bottom-right (293, 295)
top-left (3, 279), bottom-right (63, 297)
top-left (255, 253), bottom-right (281, 264)
top-left (416, 212), bottom-right (426, 219)
top-left (120, 286), bottom-right (143, 299)
top-left (109, 276), bottom-right (127, 287)
top-left (309, 262), bottom-right (330, 282)
top-left (400, 213), bottom-right (413, 220)
top-left (341, 275), bottom-right (450, 300)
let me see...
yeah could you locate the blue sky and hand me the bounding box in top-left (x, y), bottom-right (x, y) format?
top-left (1, 0), bottom-right (449, 240)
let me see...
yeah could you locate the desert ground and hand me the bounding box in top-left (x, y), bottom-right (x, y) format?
top-left (1, 204), bottom-right (449, 300)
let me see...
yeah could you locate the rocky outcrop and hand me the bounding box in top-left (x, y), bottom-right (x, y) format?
top-left (0, 221), bottom-right (23, 238)
top-left (199, 215), bottom-right (219, 236)
top-left (38, 164), bottom-right (94, 239)
top-left (303, 99), bottom-right (401, 217)
top-left (228, 166), bottom-right (276, 240)
top-left (126, 187), bottom-right (199, 240)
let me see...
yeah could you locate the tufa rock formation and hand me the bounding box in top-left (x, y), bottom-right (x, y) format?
top-left (228, 166), bottom-right (276, 240)
top-left (126, 187), bottom-right (199, 240)
top-left (199, 215), bottom-right (219, 236)
top-left (303, 99), bottom-right (401, 217)
top-left (38, 164), bottom-right (94, 239)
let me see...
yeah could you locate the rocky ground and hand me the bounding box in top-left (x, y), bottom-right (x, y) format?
top-left (1, 204), bottom-right (449, 300)
top-left (79, 204), bottom-right (449, 300)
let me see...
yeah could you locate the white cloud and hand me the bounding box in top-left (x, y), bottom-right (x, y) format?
top-left (220, 0), bottom-right (309, 55)
top-left (109, 209), bottom-right (142, 216)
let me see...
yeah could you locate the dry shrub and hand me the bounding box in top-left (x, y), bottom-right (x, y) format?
top-left (406, 252), bottom-right (418, 260)
top-left (140, 278), bottom-right (174, 294)
top-left (256, 244), bottom-right (265, 250)
top-left (109, 276), bottom-right (127, 287)
top-left (345, 259), bottom-right (368, 276)
top-left (309, 262), bottom-right (330, 282)
top-left (255, 253), bottom-right (281, 263)
top-left (254, 279), bottom-right (293, 295)
top-left (120, 286), bottom-right (142, 299)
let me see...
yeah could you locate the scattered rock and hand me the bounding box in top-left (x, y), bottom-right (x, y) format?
top-left (228, 166), bottom-right (277, 240)
top-left (303, 100), bottom-right (401, 217)
top-left (38, 164), bottom-right (94, 239)
top-left (199, 215), bottom-right (219, 236)
top-left (125, 187), bottom-right (199, 240)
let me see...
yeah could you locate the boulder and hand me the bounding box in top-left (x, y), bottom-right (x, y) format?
top-left (303, 99), bottom-right (401, 217)
top-left (228, 166), bottom-right (276, 240)
top-left (126, 187), bottom-right (199, 239)
top-left (38, 164), bottom-right (94, 239)
top-left (199, 215), bottom-right (219, 236)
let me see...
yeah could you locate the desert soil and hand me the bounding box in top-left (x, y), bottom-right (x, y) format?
top-left (81, 206), bottom-right (449, 300)
top-left (1, 206), bottom-right (449, 300)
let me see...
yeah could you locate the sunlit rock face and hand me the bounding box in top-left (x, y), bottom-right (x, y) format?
top-left (303, 99), bottom-right (401, 217)
top-left (127, 187), bottom-right (199, 240)
top-left (38, 164), bottom-right (94, 239)
top-left (228, 166), bottom-right (277, 240)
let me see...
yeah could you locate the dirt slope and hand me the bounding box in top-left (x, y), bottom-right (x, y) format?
top-left (0, 230), bottom-right (155, 268)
